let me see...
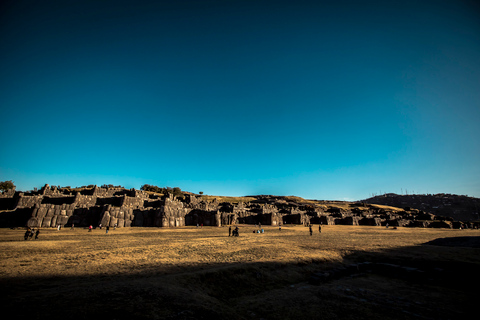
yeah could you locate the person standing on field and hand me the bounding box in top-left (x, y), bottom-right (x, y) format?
top-left (309, 225), bottom-right (313, 236)
top-left (228, 226), bottom-right (231, 236)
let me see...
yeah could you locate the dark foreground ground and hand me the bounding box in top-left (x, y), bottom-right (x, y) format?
top-left (1, 227), bottom-right (479, 320)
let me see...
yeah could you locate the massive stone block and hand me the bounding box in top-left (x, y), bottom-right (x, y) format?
top-left (50, 215), bottom-right (57, 227)
top-left (117, 218), bottom-right (125, 227)
top-left (109, 217), bottom-right (118, 227)
top-left (100, 212), bottom-right (111, 227)
top-left (42, 217), bottom-right (52, 227)
top-left (56, 215), bottom-right (69, 226)
top-left (36, 207), bottom-right (48, 219)
top-left (343, 216), bottom-right (361, 225)
top-left (359, 217), bottom-right (381, 226)
top-left (319, 216), bottom-right (335, 225)
top-left (161, 216), bottom-right (168, 227)
top-left (407, 220), bottom-right (431, 228)
top-left (219, 212), bottom-right (236, 225)
top-left (27, 217), bottom-right (42, 228)
top-left (46, 208), bottom-right (55, 217)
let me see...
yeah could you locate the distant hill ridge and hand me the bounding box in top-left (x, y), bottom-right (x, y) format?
top-left (363, 193), bottom-right (480, 222)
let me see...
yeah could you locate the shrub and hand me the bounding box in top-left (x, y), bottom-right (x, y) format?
top-left (0, 180), bottom-right (15, 192)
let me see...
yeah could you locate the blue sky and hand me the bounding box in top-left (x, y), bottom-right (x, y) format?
top-left (1, 0), bottom-right (479, 200)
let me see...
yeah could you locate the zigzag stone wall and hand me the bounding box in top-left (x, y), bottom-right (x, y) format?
top-left (1, 185), bottom-right (193, 228)
top-left (1, 184), bottom-right (474, 229)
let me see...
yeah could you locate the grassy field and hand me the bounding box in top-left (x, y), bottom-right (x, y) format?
top-left (1, 225), bottom-right (479, 319)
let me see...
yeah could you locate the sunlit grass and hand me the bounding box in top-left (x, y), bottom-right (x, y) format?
top-left (1, 225), bottom-right (478, 278)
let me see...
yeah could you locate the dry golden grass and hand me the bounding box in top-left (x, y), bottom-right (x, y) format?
top-left (198, 195), bottom-right (257, 203)
top-left (1, 225), bottom-right (479, 320)
top-left (367, 204), bottom-right (405, 211)
top-left (0, 225), bottom-right (477, 278)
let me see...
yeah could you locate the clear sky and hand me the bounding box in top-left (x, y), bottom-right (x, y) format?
top-left (1, 0), bottom-right (479, 200)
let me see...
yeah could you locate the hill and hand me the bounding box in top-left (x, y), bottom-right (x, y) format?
top-left (363, 193), bottom-right (480, 222)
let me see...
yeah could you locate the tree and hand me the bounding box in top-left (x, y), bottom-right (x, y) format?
top-left (173, 187), bottom-right (182, 197)
top-left (141, 184), bottom-right (161, 193)
top-left (140, 184), bottom-right (183, 196)
top-left (0, 180), bottom-right (15, 192)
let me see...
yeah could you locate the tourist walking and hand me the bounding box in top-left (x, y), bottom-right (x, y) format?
top-left (35, 229), bottom-right (40, 239)
top-left (309, 225), bottom-right (313, 236)
top-left (228, 226), bottom-right (231, 236)
top-left (106, 226), bottom-right (109, 234)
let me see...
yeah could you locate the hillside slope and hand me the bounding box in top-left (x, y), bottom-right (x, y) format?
top-left (363, 193), bottom-right (480, 222)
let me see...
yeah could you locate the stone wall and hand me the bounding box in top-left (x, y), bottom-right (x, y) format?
top-left (0, 184), bottom-right (460, 229)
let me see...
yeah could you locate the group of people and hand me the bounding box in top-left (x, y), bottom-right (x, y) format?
top-left (24, 227), bottom-right (39, 240)
top-left (227, 224), bottom-right (324, 237)
top-left (88, 224), bottom-right (114, 233)
top-left (309, 224), bottom-right (322, 236)
top-left (98, 223), bottom-right (116, 230)
top-left (228, 226), bottom-right (239, 237)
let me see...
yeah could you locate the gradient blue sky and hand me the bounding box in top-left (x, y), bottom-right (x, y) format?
top-left (1, 0), bottom-right (479, 200)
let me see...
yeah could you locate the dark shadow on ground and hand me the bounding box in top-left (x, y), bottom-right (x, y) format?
top-left (424, 236), bottom-right (480, 248)
top-left (1, 237), bottom-right (479, 320)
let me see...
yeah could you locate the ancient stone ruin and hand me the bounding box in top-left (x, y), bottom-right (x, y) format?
top-left (0, 185), bottom-right (476, 229)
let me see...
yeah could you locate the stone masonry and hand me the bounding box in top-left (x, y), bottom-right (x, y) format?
top-left (1, 184), bottom-right (475, 229)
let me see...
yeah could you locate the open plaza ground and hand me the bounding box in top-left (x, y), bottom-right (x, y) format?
top-left (1, 225), bottom-right (479, 319)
